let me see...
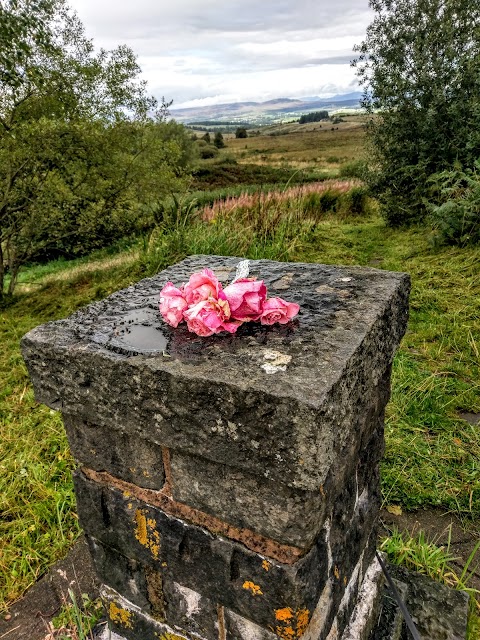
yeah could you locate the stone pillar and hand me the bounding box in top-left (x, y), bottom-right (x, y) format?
top-left (21, 256), bottom-right (409, 640)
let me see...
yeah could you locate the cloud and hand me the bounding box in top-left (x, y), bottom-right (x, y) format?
top-left (68, 0), bottom-right (372, 105)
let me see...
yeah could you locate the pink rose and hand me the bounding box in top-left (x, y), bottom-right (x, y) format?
top-left (159, 282), bottom-right (188, 328)
top-left (259, 297), bottom-right (300, 325)
top-left (184, 268), bottom-right (223, 305)
top-left (223, 278), bottom-right (267, 321)
top-left (183, 298), bottom-right (240, 336)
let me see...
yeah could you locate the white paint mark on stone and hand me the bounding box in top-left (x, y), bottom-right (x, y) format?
top-left (225, 609), bottom-right (277, 639)
top-left (301, 579), bottom-right (334, 640)
top-left (128, 578), bottom-right (139, 596)
top-left (261, 363), bottom-right (287, 374)
top-left (261, 350), bottom-right (292, 374)
top-left (340, 556), bottom-right (383, 640)
top-left (337, 549), bottom-right (365, 616)
top-left (174, 583), bottom-right (202, 618)
top-left (339, 277), bottom-right (353, 282)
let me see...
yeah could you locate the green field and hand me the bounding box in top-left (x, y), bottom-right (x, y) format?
top-left (1, 123), bottom-right (479, 635)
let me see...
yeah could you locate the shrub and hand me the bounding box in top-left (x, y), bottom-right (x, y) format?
top-left (199, 145), bottom-right (219, 159)
top-left (339, 186), bottom-right (370, 217)
top-left (339, 159), bottom-right (368, 180)
top-left (428, 165), bottom-right (480, 246)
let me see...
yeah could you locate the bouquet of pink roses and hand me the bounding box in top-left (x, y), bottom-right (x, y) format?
top-left (159, 265), bottom-right (299, 337)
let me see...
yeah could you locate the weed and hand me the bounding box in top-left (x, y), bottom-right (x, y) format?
top-left (380, 529), bottom-right (480, 638)
top-left (47, 589), bottom-right (103, 639)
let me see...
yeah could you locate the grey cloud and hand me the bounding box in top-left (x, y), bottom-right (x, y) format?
top-left (69, 0), bottom-right (371, 104)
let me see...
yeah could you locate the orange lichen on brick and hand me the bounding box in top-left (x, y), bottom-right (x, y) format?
top-left (274, 608), bottom-right (310, 639)
top-left (275, 608), bottom-right (293, 621)
top-left (296, 609), bottom-right (310, 636)
top-left (109, 602), bottom-right (133, 628)
top-left (262, 560), bottom-right (271, 571)
top-left (242, 581), bottom-right (263, 596)
top-left (334, 566), bottom-right (340, 580)
top-left (135, 509), bottom-right (148, 546)
top-left (344, 576), bottom-right (348, 586)
top-left (134, 509), bottom-right (160, 559)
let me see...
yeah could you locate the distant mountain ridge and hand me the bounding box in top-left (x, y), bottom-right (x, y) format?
top-left (170, 92), bottom-right (363, 124)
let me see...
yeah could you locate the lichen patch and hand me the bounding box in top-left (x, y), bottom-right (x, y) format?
top-left (134, 509), bottom-right (160, 559)
top-left (108, 601), bottom-right (133, 629)
top-left (242, 580), bottom-right (263, 596)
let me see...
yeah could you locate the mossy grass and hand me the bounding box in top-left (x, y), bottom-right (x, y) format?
top-left (1, 206), bottom-right (479, 637)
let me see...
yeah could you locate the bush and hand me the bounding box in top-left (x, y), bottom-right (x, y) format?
top-left (339, 159), bottom-right (368, 180)
top-left (199, 145), bottom-right (219, 159)
top-left (318, 190), bottom-right (340, 213)
top-left (428, 165), bottom-right (480, 246)
top-left (339, 186), bottom-right (370, 216)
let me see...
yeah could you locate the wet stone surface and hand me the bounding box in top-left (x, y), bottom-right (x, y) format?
top-left (21, 255), bottom-right (410, 493)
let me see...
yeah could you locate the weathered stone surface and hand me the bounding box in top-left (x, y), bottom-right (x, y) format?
top-left (63, 414), bottom-right (165, 490)
top-left (21, 255), bottom-right (411, 640)
top-left (388, 565), bottom-right (469, 640)
top-left (340, 557), bottom-right (383, 640)
top-left (224, 608), bottom-right (278, 639)
top-left (21, 256), bottom-right (410, 493)
top-left (77, 466), bottom-right (381, 640)
top-left (101, 585), bottom-right (203, 640)
top-left (74, 471), bottom-right (329, 632)
top-left (370, 577), bottom-right (408, 640)
top-left (169, 450), bottom-right (326, 549)
top-left (89, 536), bottom-right (219, 639)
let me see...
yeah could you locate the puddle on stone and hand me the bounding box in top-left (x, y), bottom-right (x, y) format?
top-left (108, 308), bottom-right (168, 355)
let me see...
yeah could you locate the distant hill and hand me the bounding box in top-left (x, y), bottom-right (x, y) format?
top-left (170, 92), bottom-right (363, 125)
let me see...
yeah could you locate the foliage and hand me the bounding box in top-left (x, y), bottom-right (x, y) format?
top-left (197, 181), bottom-right (362, 222)
top-left (0, 0), bottom-right (194, 299)
top-left (353, 0), bottom-right (480, 226)
top-left (235, 127), bottom-right (248, 138)
top-left (380, 528), bottom-right (480, 631)
top-left (202, 131), bottom-right (211, 144)
top-left (190, 162), bottom-right (324, 190)
top-left (339, 159), bottom-right (368, 180)
top-left (298, 111), bottom-right (329, 124)
top-left (214, 131), bottom-right (225, 148)
top-left (198, 144), bottom-right (219, 159)
top-left (50, 590), bottom-right (103, 640)
top-left (428, 163), bottom-right (480, 246)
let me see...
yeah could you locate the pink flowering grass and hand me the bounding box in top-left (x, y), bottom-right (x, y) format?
top-left (201, 180), bottom-right (360, 222)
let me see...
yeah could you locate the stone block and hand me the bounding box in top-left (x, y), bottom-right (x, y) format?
top-left (21, 256), bottom-right (410, 493)
top-left (169, 450), bottom-right (326, 549)
top-left (74, 471), bottom-right (329, 632)
top-left (88, 536), bottom-right (219, 639)
top-left (21, 256), bottom-right (411, 640)
top-left (63, 413), bottom-right (165, 490)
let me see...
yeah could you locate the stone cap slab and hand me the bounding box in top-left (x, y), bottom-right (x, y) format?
top-left (22, 256), bottom-right (410, 491)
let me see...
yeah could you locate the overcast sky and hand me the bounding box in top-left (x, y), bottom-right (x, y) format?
top-left (68, 0), bottom-right (373, 108)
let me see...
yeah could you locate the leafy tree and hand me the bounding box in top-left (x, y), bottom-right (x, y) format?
top-left (0, 0), bottom-right (194, 298)
top-left (213, 131), bottom-right (225, 148)
top-left (353, 0), bottom-right (480, 225)
top-left (235, 127), bottom-right (248, 139)
top-left (202, 132), bottom-right (211, 144)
